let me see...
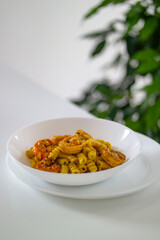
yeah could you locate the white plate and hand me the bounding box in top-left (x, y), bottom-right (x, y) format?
top-left (6, 133), bottom-right (160, 199)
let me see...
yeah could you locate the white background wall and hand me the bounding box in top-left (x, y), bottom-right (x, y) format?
top-left (0, 0), bottom-right (127, 99)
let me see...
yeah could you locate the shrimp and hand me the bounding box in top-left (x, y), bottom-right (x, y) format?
top-left (84, 139), bottom-right (107, 153)
top-left (101, 148), bottom-right (126, 167)
top-left (33, 139), bottom-right (54, 160)
top-left (75, 130), bottom-right (93, 141)
top-left (52, 135), bottom-right (69, 146)
top-left (58, 135), bottom-right (83, 154)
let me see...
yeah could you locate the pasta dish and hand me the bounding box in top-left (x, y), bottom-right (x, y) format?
top-left (25, 130), bottom-right (126, 173)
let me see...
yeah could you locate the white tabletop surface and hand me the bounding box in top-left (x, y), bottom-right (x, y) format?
top-left (1, 64), bottom-right (160, 240)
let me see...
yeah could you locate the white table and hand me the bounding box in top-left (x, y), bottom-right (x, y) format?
top-left (1, 65), bottom-right (160, 240)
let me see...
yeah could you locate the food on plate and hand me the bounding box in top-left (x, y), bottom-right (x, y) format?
top-left (25, 130), bottom-right (126, 173)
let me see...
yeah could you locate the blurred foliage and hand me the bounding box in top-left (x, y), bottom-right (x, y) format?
top-left (73, 0), bottom-right (160, 143)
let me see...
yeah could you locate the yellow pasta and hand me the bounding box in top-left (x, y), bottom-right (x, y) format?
top-left (77, 153), bottom-right (87, 165)
top-left (25, 148), bottom-right (34, 159)
top-left (87, 160), bottom-right (97, 172)
top-left (78, 164), bottom-right (87, 173)
top-left (68, 163), bottom-right (80, 174)
top-left (30, 159), bottom-right (36, 168)
top-left (60, 164), bottom-right (69, 173)
top-left (59, 153), bottom-right (77, 163)
top-left (48, 147), bottom-right (60, 161)
top-left (97, 160), bottom-right (111, 171)
top-left (88, 149), bottom-right (97, 161)
top-left (82, 146), bottom-right (90, 156)
top-left (25, 129), bottom-right (126, 173)
top-left (58, 158), bottom-right (69, 165)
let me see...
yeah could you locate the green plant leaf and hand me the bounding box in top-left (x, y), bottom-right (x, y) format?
top-left (109, 107), bottom-right (119, 120)
top-left (132, 48), bottom-right (160, 74)
top-left (143, 77), bottom-right (160, 96)
top-left (126, 2), bottom-right (145, 19)
top-left (84, 0), bottom-right (126, 19)
top-left (83, 29), bottom-right (112, 39)
top-left (125, 35), bottom-right (141, 57)
top-left (97, 110), bottom-right (108, 118)
top-left (126, 2), bottom-right (145, 33)
top-left (125, 118), bottom-right (145, 133)
top-left (95, 84), bottom-right (112, 96)
top-left (91, 39), bottom-right (106, 57)
top-left (126, 17), bottom-right (140, 32)
top-left (153, 0), bottom-right (160, 8)
top-left (145, 96), bottom-right (160, 131)
top-left (137, 61), bottom-right (159, 74)
top-left (133, 48), bottom-right (159, 60)
top-left (140, 18), bottom-right (158, 41)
